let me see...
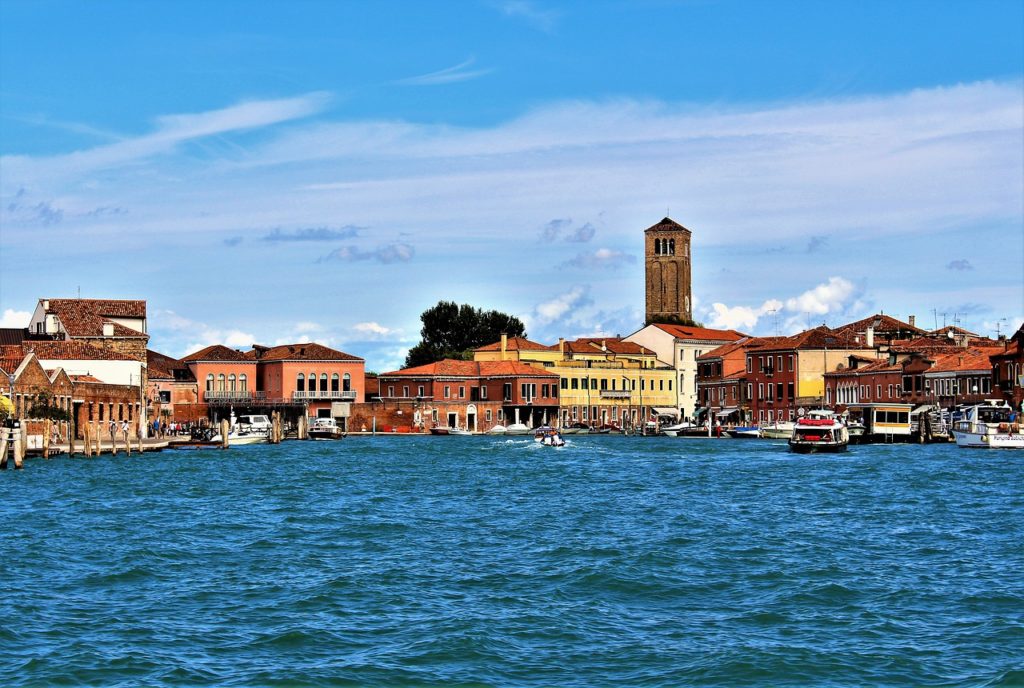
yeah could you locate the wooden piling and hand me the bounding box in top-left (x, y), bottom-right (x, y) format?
top-left (0, 427), bottom-right (10, 469)
top-left (43, 419), bottom-right (51, 459)
top-left (18, 419), bottom-right (27, 464)
top-left (10, 426), bottom-right (24, 469)
top-left (93, 422), bottom-right (100, 455)
top-left (220, 419), bottom-right (230, 450)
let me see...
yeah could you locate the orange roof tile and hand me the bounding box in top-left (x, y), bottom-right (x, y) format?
top-left (22, 340), bottom-right (137, 361)
top-left (644, 217), bottom-right (692, 233)
top-left (45, 298), bottom-right (147, 338)
top-left (249, 342), bottom-right (362, 362)
top-left (181, 345), bottom-right (251, 362)
top-left (475, 336), bottom-right (551, 352)
top-left (652, 324), bottom-right (746, 341)
top-left (382, 359), bottom-right (556, 378)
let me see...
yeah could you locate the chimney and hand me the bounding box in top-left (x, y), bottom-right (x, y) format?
top-left (908, 315), bottom-right (916, 328)
top-left (866, 326), bottom-right (874, 348)
top-left (102, 322), bottom-right (114, 337)
top-left (42, 299), bottom-right (49, 310)
top-left (559, 337), bottom-right (565, 357)
top-left (500, 333), bottom-right (507, 361)
top-left (601, 339), bottom-right (607, 352)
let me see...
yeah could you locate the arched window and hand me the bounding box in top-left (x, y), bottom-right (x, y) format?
top-left (669, 239), bottom-right (675, 255)
top-left (343, 373), bottom-right (351, 392)
top-left (239, 374), bottom-right (247, 392)
top-left (228, 374), bottom-right (236, 391)
top-left (654, 239), bottom-right (661, 255)
top-left (331, 373), bottom-right (339, 392)
top-left (320, 373), bottom-right (328, 392)
top-left (217, 374), bottom-right (225, 391)
top-left (309, 372), bottom-right (317, 392)
top-left (206, 374), bottom-right (214, 391)
top-left (297, 373), bottom-right (305, 392)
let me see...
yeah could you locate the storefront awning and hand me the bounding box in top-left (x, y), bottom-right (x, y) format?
top-left (716, 407), bottom-right (739, 417)
top-left (652, 407), bottom-right (678, 416)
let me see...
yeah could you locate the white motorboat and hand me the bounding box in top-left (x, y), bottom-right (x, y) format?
top-left (725, 426), bottom-right (760, 439)
top-left (308, 417), bottom-right (344, 440)
top-left (209, 428), bottom-right (268, 445)
top-left (486, 425), bottom-right (508, 435)
top-left (760, 421), bottom-right (796, 439)
top-left (505, 423), bottom-right (531, 435)
top-left (788, 411), bottom-right (849, 453)
top-left (661, 422), bottom-right (708, 437)
top-left (952, 400), bottom-right (1024, 449)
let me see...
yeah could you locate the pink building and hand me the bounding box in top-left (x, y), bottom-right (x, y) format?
top-left (249, 342), bottom-right (365, 421)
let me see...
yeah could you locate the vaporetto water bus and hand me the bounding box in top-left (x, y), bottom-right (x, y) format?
top-left (951, 400), bottom-right (1024, 449)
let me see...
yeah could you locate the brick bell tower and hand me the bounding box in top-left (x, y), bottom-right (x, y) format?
top-left (644, 217), bottom-right (693, 324)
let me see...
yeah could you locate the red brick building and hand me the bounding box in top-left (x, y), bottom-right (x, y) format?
top-left (363, 359), bottom-right (560, 433)
top-left (249, 342), bottom-right (365, 421)
top-left (990, 324), bottom-right (1024, 410)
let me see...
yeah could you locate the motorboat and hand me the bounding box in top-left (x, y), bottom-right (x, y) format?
top-left (486, 425), bottom-right (508, 435)
top-left (560, 422), bottom-right (591, 435)
top-left (662, 422), bottom-right (709, 437)
top-left (505, 423), bottom-right (531, 435)
top-left (210, 409), bottom-right (268, 445)
top-left (725, 426), bottom-right (760, 439)
top-left (536, 429), bottom-right (566, 447)
top-left (308, 417), bottom-right (344, 440)
top-left (788, 412), bottom-right (849, 453)
top-left (760, 421), bottom-right (796, 439)
top-left (951, 400), bottom-right (1024, 449)
top-left (430, 426), bottom-right (472, 436)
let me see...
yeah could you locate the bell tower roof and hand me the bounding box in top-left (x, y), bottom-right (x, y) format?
top-left (644, 217), bottom-right (692, 233)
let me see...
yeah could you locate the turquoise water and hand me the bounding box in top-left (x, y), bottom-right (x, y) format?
top-left (1, 436), bottom-right (1022, 686)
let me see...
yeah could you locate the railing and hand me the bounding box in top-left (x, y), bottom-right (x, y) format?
top-left (600, 390), bottom-right (632, 399)
top-left (293, 390), bottom-right (357, 401)
top-left (204, 390), bottom-right (254, 401)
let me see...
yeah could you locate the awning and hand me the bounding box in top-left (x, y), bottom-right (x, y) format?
top-left (694, 407), bottom-right (707, 418)
top-left (652, 407), bottom-right (678, 416)
top-left (910, 404), bottom-right (934, 415)
top-left (716, 407), bottom-right (739, 417)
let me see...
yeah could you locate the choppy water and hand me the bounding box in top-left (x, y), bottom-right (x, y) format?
top-left (1, 436), bottom-right (1022, 686)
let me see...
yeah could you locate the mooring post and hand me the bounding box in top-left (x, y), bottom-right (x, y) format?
top-left (220, 419), bottom-right (230, 450)
top-left (43, 419), bottom-right (51, 459)
top-left (13, 425), bottom-right (25, 469)
top-left (298, 414), bottom-right (307, 440)
top-left (93, 422), bottom-right (100, 455)
top-left (0, 427), bottom-right (10, 469)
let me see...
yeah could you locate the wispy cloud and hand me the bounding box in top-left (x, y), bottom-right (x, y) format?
top-left (806, 235), bottom-right (829, 253)
top-left (539, 217), bottom-right (572, 242)
top-left (493, 0), bottom-right (560, 31)
top-left (396, 57), bottom-right (492, 86)
top-left (317, 242), bottom-right (415, 264)
top-left (946, 259), bottom-right (974, 271)
top-left (565, 222), bottom-right (596, 243)
top-left (223, 236), bottom-right (244, 247)
top-left (263, 225), bottom-right (362, 242)
top-left (562, 248), bottom-right (635, 270)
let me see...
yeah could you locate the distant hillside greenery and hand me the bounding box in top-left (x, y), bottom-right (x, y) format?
top-left (404, 301), bottom-right (526, 368)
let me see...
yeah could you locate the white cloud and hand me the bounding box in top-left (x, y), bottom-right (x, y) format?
top-left (352, 321), bottom-right (398, 338)
top-left (706, 299), bottom-right (783, 332)
top-left (784, 277), bottom-right (858, 316)
top-left (562, 248), bottom-right (635, 270)
top-left (0, 308), bottom-right (31, 328)
top-left (532, 286), bottom-right (591, 324)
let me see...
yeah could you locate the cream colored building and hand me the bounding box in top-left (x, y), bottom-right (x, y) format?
top-left (474, 335), bottom-right (677, 428)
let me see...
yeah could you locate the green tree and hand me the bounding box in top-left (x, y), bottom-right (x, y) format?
top-left (25, 392), bottom-right (71, 422)
top-left (404, 301), bottom-right (526, 368)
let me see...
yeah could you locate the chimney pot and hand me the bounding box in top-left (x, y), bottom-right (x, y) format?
top-left (909, 315), bottom-right (916, 327)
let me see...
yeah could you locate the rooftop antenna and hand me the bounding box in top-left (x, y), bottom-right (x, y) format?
top-left (767, 308), bottom-right (780, 336)
top-left (994, 318), bottom-right (1008, 338)
top-left (77, 285), bottom-right (81, 299)
top-left (932, 308), bottom-right (938, 330)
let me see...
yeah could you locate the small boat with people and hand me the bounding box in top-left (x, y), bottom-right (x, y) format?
top-left (951, 400), bottom-right (1024, 449)
top-left (788, 411), bottom-right (849, 453)
top-left (534, 427), bottom-right (566, 447)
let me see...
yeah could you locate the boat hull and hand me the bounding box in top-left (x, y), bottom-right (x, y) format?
top-left (788, 440), bottom-right (848, 454)
top-left (953, 430), bottom-right (1024, 449)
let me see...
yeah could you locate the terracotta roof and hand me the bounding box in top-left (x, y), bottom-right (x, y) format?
top-left (928, 348), bottom-right (1003, 373)
top-left (248, 342), bottom-right (362, 362)
top-left (181, 345), bottom-right (251, 362)
top-left (748, 326), bottom-right (864, 352)
top-left (22, 340), bottom-right (137, 361)
top-left (475, 336), bottom-right (551, 352)
top-left (382, 359), bottom-right (556, 378)
top-left (564, 337), bottom-right (656, 357)
top-left (70, 374), bottom-right (104, 383)
top-left (644, 216), bottom-right (692, 233)
top-left (887, 337), bottom-right (966, 355)
top-left (825, 359), bottom-right (901, 375)
top-left (930, 325), bottom-right (980, 337)
top-left (652, 324), bottom-right (746, 342)
top-left (147, 349), bottom-right (186, 378)
top-left (0, 354), bottom-right (24, 375)
top-left (45, 298), bottom-right (148, 338)
top-left (834, 313), bottom-right (925, 338)
top-left (696, 336), bottom-right (784, 361)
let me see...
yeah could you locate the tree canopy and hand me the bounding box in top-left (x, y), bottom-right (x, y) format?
top-left (404, 301), bottom-right (526, 368)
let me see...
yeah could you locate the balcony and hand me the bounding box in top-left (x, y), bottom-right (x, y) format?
top-left (600, 390), bottom-right (632, 399)
top-left (293, 390), bottom-right (357, 401)
top-left (205, 390), bottom-right (255, 401)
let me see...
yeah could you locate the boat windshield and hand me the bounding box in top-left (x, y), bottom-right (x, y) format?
top-left (977, 406), bottom-right (1012, 423)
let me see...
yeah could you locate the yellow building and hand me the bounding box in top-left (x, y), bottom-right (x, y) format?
top-left (474, 335), bottom-right (677, 429)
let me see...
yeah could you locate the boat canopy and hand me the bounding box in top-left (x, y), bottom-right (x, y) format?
top-left (652, 407), bottom-right (678, 416)
top-left (716, 407), bottom-right (739, 417)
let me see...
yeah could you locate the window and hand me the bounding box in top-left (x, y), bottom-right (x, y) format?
top-left (459, 386), bottom-right (466, 398)
top-left (789, 355), bottom-right (794, 371)
top-left (480, 385), bottom-right (487, 400)
top-left (159, 390), bottom-right (171, 403)
top-left (240, 374), bottom-right (248, 392)
top-left (418, 385), bottom-right (425, 397)
top-left (206, 374), bottom-right (214, 391)
top-left (217, 374), bottom-right (225, 391)
top-left (582, 407), bottom-right (588, 421)
top-left (641, 379), bottom-right (646, 391)
top-left (228, 374), bottom-right (236, 391)
top-left (343, 373), bottom-right (351, 392)
top-left (581, 377), bottom-right (589, 390)
top-left (758, 383), bottom-right (764, 400)
top-left (444, 386), bottom-right (451, 398)
top-left (876, 384), bottom-right (882, 398)
top-left (746, 383), bottom-right (753, 400)
top-left (387, 386), bottom-right (394, 397)
top-left (787, 382), bottom-right (794, 399)
top-left (768, 383), bottom-right (774, 401)
top-left (486, 409), bottom-right (492, 422)
top-left (561, 378), bottom-right (568, 390)
top-left (332, 374), bottom-right (340, 392)
top-left (777, 356), bottom-right (783, 372)
top-left (403, 386), bottom-right (409, 397)
top-left (747, 357), bottom-right (752, 373)
top-left (668, 379), bottom-right (672, 391)
top-left (503, 383), bottom-right (512, 401)
top-left (571, 378), bottom-right (579, 390)
top-left (321, 374), bottom-right (328, 391)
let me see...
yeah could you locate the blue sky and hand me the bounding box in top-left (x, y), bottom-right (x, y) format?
top-left (1, 0), bottom-right (1022, 370)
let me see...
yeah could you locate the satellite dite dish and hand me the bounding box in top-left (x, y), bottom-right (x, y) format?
top-left (947, 330), bottom-right (955, 339)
